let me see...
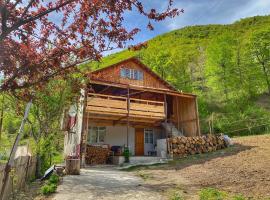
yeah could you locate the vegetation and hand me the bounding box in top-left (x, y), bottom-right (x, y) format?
top-left (0, 76), bottom-right (81, 177)
top-left (199, 188), bottom-right (247, 200)
top-left (86, 15), bottom-right (270, 136)
top-left (40, 174), bottom-right (60, 195)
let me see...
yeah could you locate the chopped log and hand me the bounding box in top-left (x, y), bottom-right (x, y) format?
top-left (168, 134), bottom-right (227, 158)
top-left (85, 145), bottom-right (111, 165)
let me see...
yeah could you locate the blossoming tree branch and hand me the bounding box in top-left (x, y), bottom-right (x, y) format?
top-left (0, 0), bottom-right (181, 92)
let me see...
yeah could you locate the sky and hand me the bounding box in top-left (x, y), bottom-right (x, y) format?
top-left (121, 0), bottom-right (270, 47)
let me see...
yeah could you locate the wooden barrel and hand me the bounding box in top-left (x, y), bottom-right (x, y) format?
top-left (65, 159), bottom-right (80, 175)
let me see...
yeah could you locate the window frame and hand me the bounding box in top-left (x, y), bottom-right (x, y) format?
top-left (120, 67), bottom-right (143, 80)
top-left (88, 126), bottom-right (106, 144)
top-left (144, 129), bottom-right (154, 144)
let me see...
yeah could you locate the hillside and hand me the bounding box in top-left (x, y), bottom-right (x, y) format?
top-left (83, 15), bottom-right (270, 136)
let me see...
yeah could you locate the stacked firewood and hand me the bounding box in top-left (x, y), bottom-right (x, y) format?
top-left (168, 134), bottom-right (227, 158)
top-left (85, 145), bottom-right (111, 165)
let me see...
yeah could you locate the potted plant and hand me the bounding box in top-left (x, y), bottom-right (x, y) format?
top-left (123, 147), bottom-right (130, 163)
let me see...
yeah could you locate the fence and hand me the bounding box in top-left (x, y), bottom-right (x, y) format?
top-left (0, 155), bottom-right (36, 200)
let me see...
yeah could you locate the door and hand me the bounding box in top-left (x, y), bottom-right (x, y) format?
top-left (135, 128), bottom-right (144, 156)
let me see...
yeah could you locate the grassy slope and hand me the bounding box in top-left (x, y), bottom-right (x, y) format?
top-left (86, 15), bottom-right (270, 70)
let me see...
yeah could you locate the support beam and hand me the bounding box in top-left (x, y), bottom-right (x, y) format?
top-left (195, 97), bottom-right (201, 136)
top-left (126, 86), bottom-right (130, 148)
top-left (176, 96), bottom-right (180, 131)
top-left (164, 94), bottom-right (169, 155)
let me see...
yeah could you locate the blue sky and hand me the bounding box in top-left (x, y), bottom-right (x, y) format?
top-left (122, 0), bottom-right (270, 46)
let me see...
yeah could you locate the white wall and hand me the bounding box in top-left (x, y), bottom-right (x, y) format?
top-left (105, 126), bottom-right (135, 155)
top-left (88, 123), bottom-right (135, 155)
top-left (87, 124), bottom-right (165, 156)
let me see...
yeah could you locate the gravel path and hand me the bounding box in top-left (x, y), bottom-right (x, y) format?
top-left (52, 166), bottom-right (165, 200)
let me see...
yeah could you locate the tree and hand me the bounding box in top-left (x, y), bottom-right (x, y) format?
top-left (250, 29), bottom-right (270, 94)
top-left (0, 0), bottom-right (181, 93)
top-left (206, 33), bottom-right (235, 102)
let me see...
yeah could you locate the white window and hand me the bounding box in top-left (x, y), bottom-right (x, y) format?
top-left (144, 129), bottom-right (154, 144)
top-left (120, 68), bottom-right (143, 80)
top-left (88, 127), bottom-right (106, 144)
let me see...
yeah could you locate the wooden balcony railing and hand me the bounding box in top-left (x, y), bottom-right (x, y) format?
top-left (86, 93), bottom-right (165, 119)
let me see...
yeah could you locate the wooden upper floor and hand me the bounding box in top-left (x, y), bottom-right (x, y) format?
top-left (85, 58), bottom-right (200, 136)
top-left (89, 57), bottom-right (175, 91)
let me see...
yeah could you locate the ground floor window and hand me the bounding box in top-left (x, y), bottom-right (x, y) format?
top-left (144, 129), bottom-right (154, 144)
top-left (88, 126), bottom-right (106, 144)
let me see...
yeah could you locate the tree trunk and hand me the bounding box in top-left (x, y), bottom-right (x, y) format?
top-left (0, 95), bottom-right (4, 140)
top-left (261, 62), bottom-right (270, 94)
top-left (35, 153), bottom-right (42, 178)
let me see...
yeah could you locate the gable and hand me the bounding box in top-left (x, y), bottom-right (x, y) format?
top-left (89, 58), bottom-right (175, 90)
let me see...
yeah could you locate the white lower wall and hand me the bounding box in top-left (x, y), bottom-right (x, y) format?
top-left (105, 126), bottom-right (135, 155)
top-left (87, 123), bottom-right (165, 156)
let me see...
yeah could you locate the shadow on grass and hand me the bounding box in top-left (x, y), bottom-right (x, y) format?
top-left (122, 143), bottom-right (255, 172)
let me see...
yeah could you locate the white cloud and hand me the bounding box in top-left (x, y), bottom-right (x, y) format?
top-left (163, 0), bottom-right (270, 31)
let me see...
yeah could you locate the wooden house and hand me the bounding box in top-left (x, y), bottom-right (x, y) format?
top-left (64, 57), bottom-right (200, 165)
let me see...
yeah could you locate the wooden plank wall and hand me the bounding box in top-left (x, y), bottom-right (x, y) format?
top-left (172, 96), bottom-right (200, 136)
top-left (90, 60), bottom-right (170, 89)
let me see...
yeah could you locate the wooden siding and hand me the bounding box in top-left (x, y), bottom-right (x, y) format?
top-left (171, 96), bottom-right (200, 136)
top-left (86, 93), bottom-right (165, 120)
top-left (90, 60), bottom-right (171, 90)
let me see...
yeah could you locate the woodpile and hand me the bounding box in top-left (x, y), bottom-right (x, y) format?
top-left (85, 145), bottom-right (111, 165)
top-left (168, 134), bottom-right (227, 158)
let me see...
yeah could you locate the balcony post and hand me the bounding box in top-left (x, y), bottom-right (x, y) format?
top-left (126, 87), bottom-right (130, 149)
top-left (164, 94), bottom-right (169, 155)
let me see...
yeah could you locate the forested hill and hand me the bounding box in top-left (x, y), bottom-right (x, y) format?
top-left (84, 15), bottom-right (270, 135)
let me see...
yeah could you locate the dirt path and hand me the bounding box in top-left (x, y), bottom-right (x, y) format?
top-left (138, 135), bottom-right (270, 199)
top-left (52, 166), bottom-right (165, 200)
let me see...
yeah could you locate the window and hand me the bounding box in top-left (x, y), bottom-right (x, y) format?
top-left (120, 68), bottom-right (143, 80)
top-left (144, 129), bottom-right (154, 144)
top-left (88, 127), bottom-right (106, 144)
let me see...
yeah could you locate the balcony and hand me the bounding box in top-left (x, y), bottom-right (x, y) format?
top-left (86, 93), bottom-right (165, 121)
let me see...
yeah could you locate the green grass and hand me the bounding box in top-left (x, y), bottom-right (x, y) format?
top-left (170, 192), bottom-right (184, 200)
top-left (121, 162), bottom-right (167, 172)
top-left (199, 188), bottom-right (228, 200)
top-left (199, 188), bottom-right (248, 200)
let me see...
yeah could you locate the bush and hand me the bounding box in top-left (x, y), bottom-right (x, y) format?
top-left (40, 183), bottom-right (57, 195)
top-left (199, 188), bottom-right (247, 200)
top-left (40, 174), bottom-right (60, 195)
top-left (49, 174), bottom-right (59, 184)
top-left (199, 188), bottom-right (227, 200)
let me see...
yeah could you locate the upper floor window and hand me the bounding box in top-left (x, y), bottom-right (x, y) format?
top-left (120, 68), bottom-right (143, 80)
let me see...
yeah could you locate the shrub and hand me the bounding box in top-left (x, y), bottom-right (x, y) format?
top-left (199, 188), bottom-right (227, 200)
top-left (40, 183), bottom-right (57, 195)
top-left (49, 174), bottom-right (59, 184)
top-left (40, 174), bottom-right (59, 195)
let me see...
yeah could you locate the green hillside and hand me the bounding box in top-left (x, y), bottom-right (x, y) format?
top-left (84, 15), bottom-right (270, 136)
